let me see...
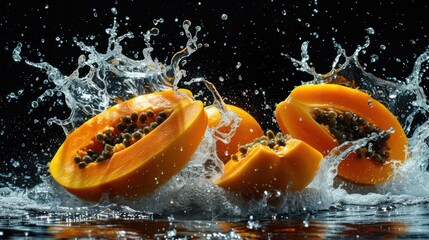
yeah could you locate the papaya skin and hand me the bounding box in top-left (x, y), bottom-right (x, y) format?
top-left (213, 138), bottom-right (323, 198)
top-left (205, 104), bottom-right (264, 163)
top-left (49, 89), bottom-right (207, 202)
top-left (275, 84), bottom-right (408, 185)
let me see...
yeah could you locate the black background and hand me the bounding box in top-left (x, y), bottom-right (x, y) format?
top-left (0, 0), bottom-right (427, 187)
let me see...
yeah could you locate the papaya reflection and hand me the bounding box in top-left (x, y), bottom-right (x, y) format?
top-left (48, 217), bottom-right (408, 239)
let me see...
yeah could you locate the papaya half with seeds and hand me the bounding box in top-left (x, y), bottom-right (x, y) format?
top-left (213, 130), bottom-right (323, 198)
top-left (275, 84), bottom-right (408, 185)
top-left (49, 89), bottom-right (208, 202)
top-left (205, 104), bottom-right (263, 163)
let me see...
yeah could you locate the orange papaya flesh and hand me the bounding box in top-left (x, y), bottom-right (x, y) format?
top-left (275, 84), bottom-right (408, 185)
top-left (213, 130), bottom-right (323, 198)
top-left (205, 104), bottom-right (264, 163)
top-left (49, 89), bottom-right (207, 202)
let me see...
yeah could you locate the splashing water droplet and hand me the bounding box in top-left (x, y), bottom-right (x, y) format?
top-left (235, 62), bottom-right (241, 69)
top-left (366, 27), bottom-right (375, 35)
top-left (153, 18), bottom-right (164, 25)
top-left (221, 14), bottom-right (228, 20)
top-left (111, 7), bottom-right (118, 15)
top-left (12, 43), bottom-right (22, 62)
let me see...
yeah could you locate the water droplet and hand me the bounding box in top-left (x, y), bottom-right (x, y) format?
top-left (44, 4), bottom-right (49, 9)
top-left (12, 42), bottom-right (22, 62)
top-left (380, 44), bottom-right (386, 50)
top-left (235, 62), bottom-right (241, 69)
top-left (166, 228), bottom-right (177, 238)
top-left (221, 14), bottom-right (228, 20)
top-left (31, 101), bottom-right (39, 108)
top-left (282, 9), bottom-right (287, 16)
top-left (111, 7), bottom-right (118, 15)
top-left (370, 54), bottom-right (379, 63)
top-left (366, 27), bottom-right (375, 35)
top-left (219, 76), bottom-right (224, 82)
top-left (153, 18), bottom-right (164, 25)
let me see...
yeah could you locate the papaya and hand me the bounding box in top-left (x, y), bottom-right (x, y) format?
top-left (49, 89), bottom-right (208, 202)
top-left (213, 130), bottom-right (323, 198)
top-left (275, 84), bottom-right (408, 185)
top-left (205, 104), bottom-right (263, 163)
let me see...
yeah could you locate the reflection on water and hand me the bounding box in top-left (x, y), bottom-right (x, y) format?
top-left (2, 204), bottom-right (429, 238)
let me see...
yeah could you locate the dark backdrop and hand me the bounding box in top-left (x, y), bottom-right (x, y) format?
top-left (0, 0), bottom-right (427, 187)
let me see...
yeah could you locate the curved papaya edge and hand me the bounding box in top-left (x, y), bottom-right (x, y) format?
top-left (213, 136), bottom-right (323, 198)
top-left (205, 104), bottom-right (264, 163)
top-left (275, 84), bottom-right (409, 185)
top-left (49, 89), bottom-right (207, 202)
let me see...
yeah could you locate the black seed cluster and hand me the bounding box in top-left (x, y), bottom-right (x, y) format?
top-left (313, 107), bottom-right (390, 164)
top-left (74, 109), bottom-right (171, 169)
top-left (231, 130), bottom-right (291, 161)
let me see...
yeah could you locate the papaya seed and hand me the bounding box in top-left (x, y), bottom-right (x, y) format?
top-left (78, 162), bottom-right (87, 169)
top-left (238, 146), bottom-right (248, 155)
top-left (266, 130), bottom-right (275, 139)
top-left (143, 126), bottom-right (151, 134)
top-left (74, 156), bottom-right (82, 164)
top-left (139, 112), bottom-right (147, 123)
top-left (156, 115), bottom-right (165, 125)
top-left (75, 108), bottom-right (172, 169)
top-left (122, 116), bottom-right (132, 124)
top-left (130, 112), bottom-right (138, 122)
top-left (312, 107), bottom-right (390, 164)
top-left (147, 110), bottom-right (155, 118)
top-left (82, 155), bottom-right (92, 164)
top-left (132, 131), bottom-right (143, 140)
top-left (96, 132), bottom-right (105, 142)
top-left (233, 129), bottom-right (292, 161)
top-left (150, 122), bottom-right (158, 130)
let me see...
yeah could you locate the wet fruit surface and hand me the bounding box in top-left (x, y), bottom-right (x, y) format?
top-left (275, 84), bottom-right (408, 185)
top-left (213, 130), bottom-right (323, 198)
top-left (49, 89), bottom-right (207, 201)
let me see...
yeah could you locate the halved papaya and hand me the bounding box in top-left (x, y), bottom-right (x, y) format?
top-left (275, 84), bottom-right (408, 185)
top-left (49, 89), bottom-right (208, 202)
top-left (213, 130), bottom-right (323, 198)
top-left (205, 104), bottom-right (263, 163)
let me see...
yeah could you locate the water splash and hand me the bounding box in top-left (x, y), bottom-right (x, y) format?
top-left (288, 39), bottom-right (429, 135)
top-left (287, 39), bottom-right (429, 207)
top-left (8, 17), bottom-right (429, 218)
top-left (13, 19), bottom-right (201, 135)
